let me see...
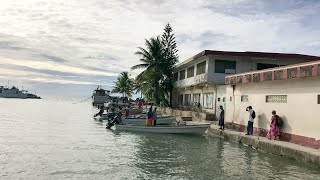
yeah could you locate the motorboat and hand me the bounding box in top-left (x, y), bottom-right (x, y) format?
top-left (122, 115), bottom-right (175, 125)
top-left (114, 124), bottom-right (210, 135)
top-left (97, 112), bottom-right (117, 120)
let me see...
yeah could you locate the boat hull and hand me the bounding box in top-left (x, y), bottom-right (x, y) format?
top-left (122, 116), bottom-right (175, 125)
top-left (114, 124), bottom-right (210, 135)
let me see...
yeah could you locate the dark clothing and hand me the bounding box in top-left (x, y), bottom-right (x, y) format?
top-left (247, 121), bottom-right (254, 135)
top-left (147, 111), bottom-right (153, 119)
top-left (219, 109), bottom-right (224, 120)
top-left (218, 119), bottom-right (224, 126)
top-left (219, 109), bottom-right (225, 129)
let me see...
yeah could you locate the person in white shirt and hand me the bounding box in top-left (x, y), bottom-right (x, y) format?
top-left (245, 106), bottom-right (255, 135)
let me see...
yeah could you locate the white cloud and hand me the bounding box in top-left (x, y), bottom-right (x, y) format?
top-left (0, 0), bottom-right (320, 95)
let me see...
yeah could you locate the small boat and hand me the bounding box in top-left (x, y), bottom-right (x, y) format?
top-left (122, 115), bottom-right (175, 125)
top-left (114, 124), bottom-right (210, 135)
top-left (98, 112), bottom-right (116, 120)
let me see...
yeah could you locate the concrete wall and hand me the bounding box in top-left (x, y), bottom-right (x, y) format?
top-left (157, 107), bottom-right (214, 121)
top-left (225, 77), bottom-right (320, 148)
top-left (215, 85), bottom-right (226, 119)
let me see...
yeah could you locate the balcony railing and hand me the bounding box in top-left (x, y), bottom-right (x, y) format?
top-left (174, 73), bottom-right (208, 88)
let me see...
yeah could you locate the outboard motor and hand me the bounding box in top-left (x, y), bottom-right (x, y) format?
top-left (106, 112), bottom-right (122, 129)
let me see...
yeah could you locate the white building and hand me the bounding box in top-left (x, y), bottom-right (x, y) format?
top-left (172, 50), bottom-right (320, 120)
top-left (224, 60), bottom-right (320, 149)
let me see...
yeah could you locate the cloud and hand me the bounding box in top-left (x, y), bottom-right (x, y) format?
top-left (0, 0), bottom-right (320, 96)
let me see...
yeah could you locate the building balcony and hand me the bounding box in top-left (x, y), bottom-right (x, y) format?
top-left (225, 60), bottom-right (320, 85)
top-left (174, 73), bottom-right (208, 88)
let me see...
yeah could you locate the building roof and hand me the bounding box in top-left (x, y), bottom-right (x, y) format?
top-left (176, 50), bottom-right (320, 69)
top-left (225, 60), bottom-right (320, 85)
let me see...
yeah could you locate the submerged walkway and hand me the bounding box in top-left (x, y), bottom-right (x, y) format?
top-left (205, 124), bottom-right (320, 166)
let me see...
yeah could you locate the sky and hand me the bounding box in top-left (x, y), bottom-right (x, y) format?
top-left (1, 0), bottom-right (320, 97)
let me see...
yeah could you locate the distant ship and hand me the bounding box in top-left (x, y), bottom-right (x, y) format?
top-left (92, 86), bottom-right (110, 106)
top-left (0, 86), bottom-right (41, 99)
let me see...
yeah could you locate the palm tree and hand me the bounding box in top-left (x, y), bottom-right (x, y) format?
top-left (131, 36), bottom-right (167, 105)
top-left (112, 72), bottom-right (134, 97)
top-left (132, 23), bottom-right (179, 107)
top-left (131, 36), bottom-right (164, 74)
top-left (135, 68), bottom-right (167, 105)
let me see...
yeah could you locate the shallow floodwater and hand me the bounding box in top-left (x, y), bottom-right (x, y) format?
top-left (1, 97), bottom-right (319, 180)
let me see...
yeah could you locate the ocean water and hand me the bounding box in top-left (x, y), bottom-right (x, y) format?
top-left (0, 96), bottom-right (319, 180)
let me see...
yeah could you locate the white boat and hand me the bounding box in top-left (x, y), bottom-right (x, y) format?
top-left (122, 115), bottom-right (176, 125)
top-left (97, 112), bottom-right (116, 120)
top-left (114, 124), bottom-right (210, 135)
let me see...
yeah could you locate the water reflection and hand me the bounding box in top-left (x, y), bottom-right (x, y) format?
top-left (1, 97), bottom-right (319, 180)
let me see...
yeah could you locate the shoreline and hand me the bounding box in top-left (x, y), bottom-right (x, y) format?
top-left (206, 124), bottom-right (320, 166)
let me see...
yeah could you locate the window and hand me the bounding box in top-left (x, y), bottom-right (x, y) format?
top-left (318, 95), bottom-right (320, 104)
top-left (215, 60), bottom-right (236, 73)
top-left (187, 66), bottom-right (194, 78)
top-left (178, 94), bottom-right (183, 105)
top-left (184, 94), bottom-right (191, 106)
top-left (241, 95), bottom-right (248, 102)
top-left (218, 97), bottom-right (220, 102)
top-left (196, 61), bottom-right (206, 75)
top-left (174, 72), bottom-right (178, 82)
top-left (179, 70), bottom-right (185, 80)
top-left (266, 95), bottom-right (287, 103)
top-left (203, 93), bottom-right (214, 109)
top-left (193, 93), bottom-right (201, 106)
top-left (222, 97), bottom-right (225, 102)
top-left (257, 63), bottom-right (283, 70)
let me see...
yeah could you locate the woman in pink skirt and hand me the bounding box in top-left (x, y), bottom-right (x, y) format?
top-left (267, 110), bottom-right (281, 140)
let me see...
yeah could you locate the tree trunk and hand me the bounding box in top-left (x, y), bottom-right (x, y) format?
top-left (169, 77), bottom-right (173, 108)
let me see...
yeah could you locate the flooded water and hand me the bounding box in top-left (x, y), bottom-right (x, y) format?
top-left (0, 97), bottom-right (319, 180)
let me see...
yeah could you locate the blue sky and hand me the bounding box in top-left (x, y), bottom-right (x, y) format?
top-left (1, 0), bottom-right (320, 97)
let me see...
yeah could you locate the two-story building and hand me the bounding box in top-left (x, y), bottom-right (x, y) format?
top-left (172, 50), bottom-right (320, 119)
top-left (224, 60), bottom-right (320, 149)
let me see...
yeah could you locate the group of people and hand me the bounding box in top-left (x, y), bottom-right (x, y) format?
top-left (218, 105), bottom-right (283, 140)
top-left (146, 106), bottom-right (157, 126)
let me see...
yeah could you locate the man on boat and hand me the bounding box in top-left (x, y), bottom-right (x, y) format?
top-left (125, 105), bottom-right (130, 118)
top-left (152, 107), bottom-right (157, 126)
top-left (146, 106), bottom-right (153, 126)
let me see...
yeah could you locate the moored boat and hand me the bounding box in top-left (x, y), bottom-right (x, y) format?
top-left (114, 124), bottom-right (210, 135)
top-left (92, 86), bottom-right (110, 106)
top-left (122, 115), bottom-right (175, 125)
